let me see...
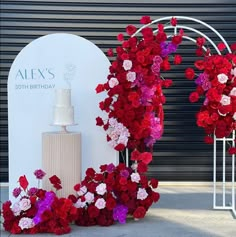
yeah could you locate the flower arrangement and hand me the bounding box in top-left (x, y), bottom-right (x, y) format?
top-left (96, 16), bottom-right (183, 155)
top-left (185, 39), bottom-right (236, 151)
top-left (69, 162), bottom-right (159, 226)
top-left (1, 170), bottom-right (78, 235)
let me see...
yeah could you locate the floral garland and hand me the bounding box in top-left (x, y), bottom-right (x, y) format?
top-left (1, 170), bottom-right (78, 235)
top-left (185, 40), bottom-right (236, 153)
top-left (96, 16), bottom-right (183, 156)
top-left (69, 162), bottom-right (159, 226)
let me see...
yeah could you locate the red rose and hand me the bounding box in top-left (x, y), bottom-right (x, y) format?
top-left (185, 68), bottom-right (195, 80)
top-left (140, 16), bottom-right (152, 24)
top-left (151, 191), bottom-right (160, 202)
top-left (204, 136), bottom-right (214, 144)
top-left (162, 79), bottom-right (173, 88)
top-left (117, 33), bottom-right (124, 41)
top-left (95, 117), bottom-right (104, 126)
top-left (107, 48), bottom-right (113, 57)
top-left (119, 177), bottom-right (127, 185)
top-left (86, 168), bottom-right (96, 177)
top-left (126, 25), bottom-right (137, 36)
top-left (218, 42), bottom-right (226, 51)
top-left (18, 175), bottom-right (29, 190)
top-left (170, 17), bottom-right (177, 26)
top-left (114, 143), bottom-right (125, 151)
top-left (49, 175), bottom-right (61, 185)
top-left (174, 54), bottom-right (182, 65)
top-left (196, 37), bottom-right (206, 47)
top-left (133, 206), bottom-right (146, 219)
top-left (53, 183), bottom-right (62, 190)
top-left (230, 43), bottom-right (236, 52)
top-left (106, 197), bottom-right (116, 210)
top-left (139, 152), bottom-right (152, 165)
top-left (74, 183), bottom-right (81, 192)
top-left (88, 205), bottom-right (99, 218)
top-left (137, 162), bottom-right (148, 173)
top-left (161, 59), bottom-right (171, 71)
top-left (172, 35), bottom-right (182, 45)
top-left (189, 92), bottom-right (199, 103)
top-left (228, 147), bottom-right (236, 155)
top-left (194, 60), bottom-right (205, 70)
top-left (150, 178), bottom-right (159, 188)
top-left (95, 84), bottom-right (104, 93)
top-left (141, 27), bottom-right (153, 41)
top-left (195, 48), bottom-right (203, 56)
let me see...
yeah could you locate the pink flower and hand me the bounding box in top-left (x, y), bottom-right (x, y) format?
top-left (77, 186), bottom-right (87, 196)
top-left (217, 73), bottom-right (228, 84)
top-left (126, 71), bottom-right (136, 82)
top-left (12, 202), bottom-right (21, 216)
top-left (18, 217), bottom-right (35, 230)
top-left (95, 198), bottom-right (106, 209)
top-left (233, 112), bottom-right (236, 120)
top-left (220, 95), bottom-right (231, 106)
top-left (123, 60), bottom-right (132, 71)
top-left (231, 68), bottom-right (236, 76)
top-left (230, 87), bottom-right (236, 96)
top-left (96, 183), bottom-right (107, 195)
top-left (19, 198), bottom-right (31, 211)
top-left (75, 198), bottom-right (86, 208)
top-left (137, 188), bottom-right (148, 200)
top-left (131, 173), bottom-right (141, 183)
top-left (34, 169), bottom-right (46, 179)
top-left (12, 187), bottom-right (21, 198)
top-left (85, 192), bottom-right (94, 203)
top-left (109, 77), bottom-right (119, 88)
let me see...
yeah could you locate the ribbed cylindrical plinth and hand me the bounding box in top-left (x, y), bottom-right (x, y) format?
top-left (42, 132), bottom-right (81, 197)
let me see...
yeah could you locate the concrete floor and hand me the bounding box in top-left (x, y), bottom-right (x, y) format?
top-left (0, 185), bottom-right (236, 237)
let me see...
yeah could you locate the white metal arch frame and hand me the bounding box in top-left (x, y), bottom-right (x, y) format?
top-left (131, 16), bottom-right (235, 217)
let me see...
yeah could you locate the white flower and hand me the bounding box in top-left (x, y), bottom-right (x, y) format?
top-left (131, 163), bottom-right (138, 171)
top-left (109, 77), bottom-right (119, 88)
top-left (117, 135), bottom-right (128, 146)
top-left (233, 112), bottom-right (236, 120)
top-left (84, 192), bottom-right (94, 203)
top-left (126, 71), bottom-right (136, 82)
top-left (231, 67), bottom-right (236, 77)
top-left (220, 95), bottom-right (231, 106)
top-left (131, 173), bottom-right (141, 183)
top-left (123, 60), bottom-right (132, 71)
top-left (137, 188), bottom-right (148, 200)
top-left (77, 186), bottom-right (87, 196)
top-left (18, 217), bottom-right (35, 230)
top-left (230, 87), bottom-right (236, 96)
top-left (19, 198), bottom-right (31, 211)
top-left (217, 73), bottom-right (228, 84)
top-left (95, 198), bottom-right (106, 209)
top-left (74, 198), bottom-right (86, 208)
top-left (96, 183), bottom-right (107, 195)
top-left (12, 202), bottom-right (21, 216)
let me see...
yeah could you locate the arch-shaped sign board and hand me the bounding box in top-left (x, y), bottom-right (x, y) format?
top-left (8, 33), bottom-right (118, 200)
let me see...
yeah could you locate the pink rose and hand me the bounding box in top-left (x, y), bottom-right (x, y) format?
top-left (75, 198), bottom-right (86, 208)
top-left (137, 188), bottom-right (148, 200)
top-left (18, 217), bottom-right (34, 230)
top-left (123, 60), bottom-right (132, 71)
top-left (220, 95), bottom-right (231, 105)
top-left (95, 198), bottom-right (106, 209)
top-left (19, 198), bottom-right (31, 211)
top-left (84, 192), bottom-right (94, 203)
top-left (230, 87), bottom-right (236, 96)
top-left (12, 202), bottom-right (21, 216)
top-left (126, 71), bottom-right (136, 82)
top-left (217, 73), bottom-right (228, 84)
top-left (77, 186), bottom-right (87, 196)
top-left (131, 173), bottom-right (141, 183)
top-left (96, 183), bottom-right (107, 195)
top-left (108, 77), bottom-right (119, 88)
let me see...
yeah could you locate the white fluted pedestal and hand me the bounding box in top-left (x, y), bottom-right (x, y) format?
top-left (42, 132), bottom-right (81, 198)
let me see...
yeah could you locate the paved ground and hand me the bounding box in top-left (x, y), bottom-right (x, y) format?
top-left (0, 185), bottom-right (235, 237)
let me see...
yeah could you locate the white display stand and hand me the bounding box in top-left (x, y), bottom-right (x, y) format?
top-left (42, 132), bottom-right (81, 198)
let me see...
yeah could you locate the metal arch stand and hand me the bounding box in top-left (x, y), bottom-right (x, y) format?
top-left (132, 15), bottom-right (236, 218)
top-left (214, 131), bottom-right (236, 218)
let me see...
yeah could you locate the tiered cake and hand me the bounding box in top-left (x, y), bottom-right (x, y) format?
top-left (53, 89), bottom-right (74, 125)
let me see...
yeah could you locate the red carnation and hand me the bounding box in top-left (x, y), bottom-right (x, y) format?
top-left (230, 43), bottom-right (236, 52)
top-left (96, 117), bottom-right (104, 126)
top-left (174, 54), bottom-right (182, 65)
top-left (150, 178), bottom-right (159, 188)
top-left (126, 25), bottom-right (137, 36)
top-left (172, 35), bottom-right (182, 45)
top-left (189, 92), bottom-right (199, 103)
top-left (151, 191), bottom-right (160, 202)
top-left (106, 197), bottom-right (116, 210)
top-left (107, 48), bottom-right (113, 57)
top-left (218, 42), bottom-right (226, 51)
top-left (114, 143), bottom-right (125, 151)
top-left (139, 152), bottom-right (152, 165)
top-left (86, 168), bottom-right (96, 177)
top-left (117, 33), bottom-right (124, 41)
top-left (170, 17), bottom-right (177, 26)
top-left (133, 206), bottom-right (146, 219)
top-left (74, 183), bottom-right (81, 192)
top-left (162, 79), bottom-right (173, 88)
top-left (18, 175), bottom-right (29, 191)
top-left (140, 16), bottom-right (152, 24)
top-left (204, 136), bottom-right (214, 144)
top-left (49, 175), bottom-right (61, 185)
top-left (196, 37), bottom-right (206, 47)
top-left (88, 205), bottom-right (99, 218)
top-left (228, 147), bottom-right (236, 155)
top-left (185, 68), bottom-right (195, 80)
top-left (95, 84), bottom-right (104, 93)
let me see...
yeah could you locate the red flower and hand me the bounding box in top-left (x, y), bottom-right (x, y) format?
top-left (95, 84), bottom-right (104, 93)
top-left (19, 175), bottom-right (29, 190)
top-left (139, 152), bottom-right (152, 164)
top-left (96, 117), bottom-right (104, 126)
top-left (189, 92), bottom-right (199, 103)
top-left (196, 37), bottom-right (206, 47)
top-left (86, 168), bottom-right (96, 177)
top-left (107, 48), bottom-right (113, 57)
top-left (172, 35), bottom-right (182, 45)
top-left (117, 33), bottom-right (124, 41)
top-left (140, 16), bottom-right (152, 24)
top-left (228, 147), bottom-right (236, 155)
top-left (185, 68), bottom-right (195, 80)
top-left (49, 175), bottom-right (61, 185)
top-left (126, 25), bottom-right (137, 36)
top-left (204, 136), bottom-right (214, 144)
top-left (174, 54), bottom-right (182, 65)
top-left (150, 178), bottom-right (159, 188)
top-left (133, 206), bottom-right (146, 219)
top-left (217, 42), bottom-right (226, 51)
top-left (170, 17), bottom-right (177, 26)
top-left (88, 205), bottom-right (99, 218)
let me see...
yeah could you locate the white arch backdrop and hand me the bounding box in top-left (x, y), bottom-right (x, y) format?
top-left (8, 33), bottom-right (118, 201)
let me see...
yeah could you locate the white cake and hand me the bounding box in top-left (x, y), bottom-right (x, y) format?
top-left (53, 89), bottom-right (74, 125)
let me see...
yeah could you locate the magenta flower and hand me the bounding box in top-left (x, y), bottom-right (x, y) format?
top-left (12, 187), bottom-right (22, 198)
top-left (28, 187), bottom-right (38, 196)
top-left (34, 169), bottom-right (46, 179)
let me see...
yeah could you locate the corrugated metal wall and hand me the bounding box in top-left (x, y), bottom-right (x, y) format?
top-left (1, 0), bottom-right (236, 182)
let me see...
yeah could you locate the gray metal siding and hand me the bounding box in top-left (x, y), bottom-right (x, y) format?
top-left (1, 0), bottom-right (236, 182)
